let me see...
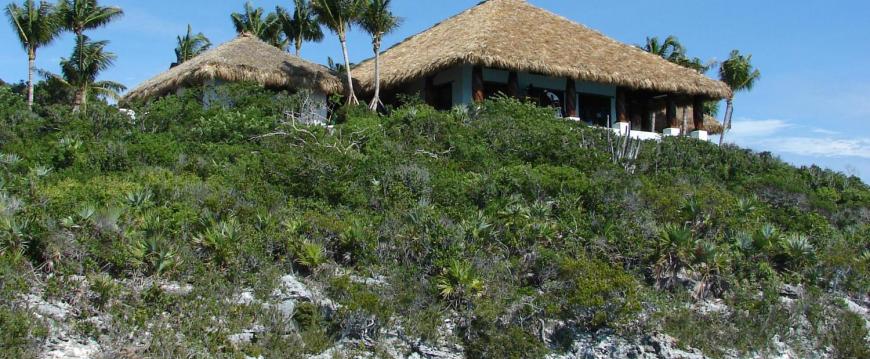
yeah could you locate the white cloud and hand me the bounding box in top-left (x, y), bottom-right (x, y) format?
top-left (729, 119), bottom-right (792, 138)
top-left (811, 128), bottom-right (840, 135)
top-left (759, 137), bottom-right (870, 159)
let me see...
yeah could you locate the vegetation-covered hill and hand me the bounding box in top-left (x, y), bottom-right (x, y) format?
top-left (1, 83), bottom-right (868, 358)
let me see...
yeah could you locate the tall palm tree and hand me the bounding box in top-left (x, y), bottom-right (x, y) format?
top-left (174, 24), bottom-right (211, 67)
top-left (42, 36), bottom-right (125, 113)
top-left (58, 0), bottom-right (123, 70)
top-left (58, 0), bottom-right (122, 38)
top-left (642, 35), bottom-right (685, 62)
top-left (276, 0), bottom-right (324, 57)
top-left (312, 0), bottom-right (365, 105)
top-left (718, 50), bottom-right (761, 145)
top-left (642, 35), bottom-right (713, 74)
top-left (358, 0), bottom-right (400, 110)
top-left (231, 2), bottom-right (286, 49)
top-left (4, 0), bottom-right (62, 110)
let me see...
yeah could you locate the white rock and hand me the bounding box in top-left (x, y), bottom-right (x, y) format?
top-left (41, 337), bottom-right (100, 359)
top-left (23, 294), bottom-right (70, 321)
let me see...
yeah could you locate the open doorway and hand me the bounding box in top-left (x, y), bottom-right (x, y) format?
top-left (579, 93), bottom-right (611, 127)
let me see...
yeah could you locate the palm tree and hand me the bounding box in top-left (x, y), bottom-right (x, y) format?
top-left (276, 0), bottom-right (324, 57)
top-left (42, 35), bottom-right (125, 113)
top-left (718, 50), bottom-right (761, 145)
top-left (312, 0), bottom-right (365, 105)
top-left (642, 35), bottom-right (685, 62)
top-left (58, 0), bottom-right (123, 71)
top-left (58, 0), bottom-right (122, 38)
top-left (642, 35), bottom-right (713, 74)
top-left (231, 2), bottom-right (286, 49)
top-left (174, 24), bottom-right (211, 67)
top-left (358, 0), bottom-right (400, 110)
top-left (4, 0), bottom-right (62, 110)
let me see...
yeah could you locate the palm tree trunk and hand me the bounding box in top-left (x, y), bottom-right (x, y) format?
top-left (73, 87), bottom-right (85, 113)
top-left (369, 39), bottom-right (381, 111)
top-left (718, 98), bottom-right (734, 146)
top-left (295, 38), bottom-right (302, 57)
top-left (339, 35), bottom-right (358, 105)
top-left (27, 48), bottom-right (35, 111)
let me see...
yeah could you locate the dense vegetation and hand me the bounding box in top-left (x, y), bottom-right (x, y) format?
top-left (0, 83), bottom-right (868, 358)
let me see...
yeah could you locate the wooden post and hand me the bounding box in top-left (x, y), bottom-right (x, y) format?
top-left (424, 76), bottom-right (435, 106)
top-left (616, 88), bottom-right (628, 124)
top-left (667, 95), bottom-right (678, 128)
top-left (507, 71), bottom-right (519, 98)
top-left (565, 78), bottom-right (577, 118)
top-left (693, 96), bottom-right (705, 131)
top-left (681, 102), bottom-right (689, 136)
top-left (472, 66), bottom-right (485, 103)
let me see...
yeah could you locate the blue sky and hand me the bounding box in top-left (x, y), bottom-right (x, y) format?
top-left (2, 0), bottom-right (869, 182)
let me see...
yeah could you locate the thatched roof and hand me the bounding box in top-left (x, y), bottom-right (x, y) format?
top-left (123, 34), bottom-right (343, 102)
top-left (353, 0), bottom-right (731, 99)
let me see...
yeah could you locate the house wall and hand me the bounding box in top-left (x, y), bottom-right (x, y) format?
top-left (419, 65), bottom-right (618, 123)
top-left (199, 79), bottom-right (330, 125)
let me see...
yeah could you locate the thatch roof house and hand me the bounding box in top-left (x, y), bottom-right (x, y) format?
top-left (123, 34), bottom-right (343, 104)
top-left (353, 0), bottom-right (730, 134)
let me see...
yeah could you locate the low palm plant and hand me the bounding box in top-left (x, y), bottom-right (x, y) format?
top-left (653, 224), bottom-right (696, 290)
top-left (691, 240), bottom-right (730, 299)
top-left (781, 234), bottom-right (815, 270)
top-left (0, 215), bottom-right (31, 256)
top-left (128, 236), bottom-right (180, 276)
top-left (436, 259), bottom-right (483, 309)
top-left (294, 240), bottom-right (327, 271)
top-left (193, 217), bottom-right (241, 269)
top-left (752, 224), bottom-right (781, 255)
top-left (124, 188), bottom-right (153, 208)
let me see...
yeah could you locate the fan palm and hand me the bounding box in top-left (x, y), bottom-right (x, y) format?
top-left (718, 50), bottom-right (761, 145)
top-left (231, 2), bottom-right (286, 49)
top-left (174, 24), bottom-right (211, 66)
top-left (276, 0), bottom-right (324, 56)
top-left (41, 36), bottom-right (125, 113)
top-left (358, 0), bottom-right (400, 110)
top-left (4, 0), bottom-right (62, 110)
top-left (312, 0), bottom-right (365, 105)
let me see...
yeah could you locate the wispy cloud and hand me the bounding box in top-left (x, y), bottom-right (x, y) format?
top-left (758, 137), bottom-right (870, 158)
top-left (729, 119), bottom-right (792, 137)
top-left (811, 128), bottom-right (840, 135)
top-left (728, 118), bottom-right (870, 159)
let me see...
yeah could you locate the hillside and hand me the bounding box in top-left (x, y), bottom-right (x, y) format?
top-left (1, 83), bottom-right (868, 358)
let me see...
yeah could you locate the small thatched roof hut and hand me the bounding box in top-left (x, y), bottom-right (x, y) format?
top-left (353, 0), bottom-right (731, 99)
top-left (123, 34), bottom-right (343, 103)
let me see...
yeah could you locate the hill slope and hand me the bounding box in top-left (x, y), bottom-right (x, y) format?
top-left (0, 84), bottom-right (868, 358)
